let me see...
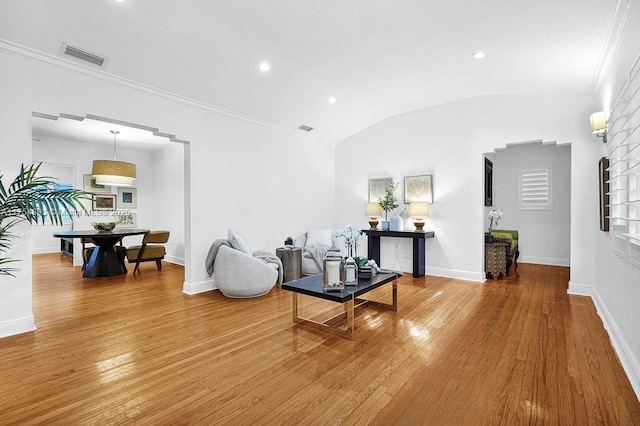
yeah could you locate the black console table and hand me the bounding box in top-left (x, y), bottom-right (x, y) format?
top-left (363, 230), bottom-right (435, 278)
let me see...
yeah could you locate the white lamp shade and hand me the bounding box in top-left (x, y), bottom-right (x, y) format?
top-left (409, 202), bottom-right (429, 218)
top-left (92, 160), bottom-right (137, 187)
top-left (590, 111), bottom-right (609, 132)
top-left (365, 202), bottom-right (383, 217)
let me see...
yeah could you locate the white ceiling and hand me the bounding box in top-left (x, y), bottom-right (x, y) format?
top-left (2, 0), bottom-right (617, 143)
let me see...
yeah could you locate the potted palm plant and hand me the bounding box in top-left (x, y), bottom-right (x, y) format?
top-left (0, 163), bottom-right (90, 276)
top-left (378, 181), bottom-right (399, 231)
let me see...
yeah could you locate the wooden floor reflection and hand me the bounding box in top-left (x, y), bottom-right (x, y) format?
top-left (0, 254), bottom-right (638, 424)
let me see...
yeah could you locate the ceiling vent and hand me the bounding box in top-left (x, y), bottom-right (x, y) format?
top-left (297, 124), bottom-right (313, 132)
top-left (60, 42), bottom-right (109, 68)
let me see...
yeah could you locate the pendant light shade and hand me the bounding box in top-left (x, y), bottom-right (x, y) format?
top-left (92, 130), bottom-right (137, 187)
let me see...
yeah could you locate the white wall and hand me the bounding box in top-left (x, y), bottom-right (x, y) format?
top-left (0, 43), bottom-right (334, 337)
top-left (336, 94), bottom-right (593, 282)
top-left (580, 0), bottom-right (640, 398)
top-left (151, 142), bottom-right (185, 264)
top-left (493, 142), bottom-right (571, 266)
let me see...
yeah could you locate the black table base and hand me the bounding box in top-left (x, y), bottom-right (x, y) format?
top-left (363, 230), bottom-right (435, 278)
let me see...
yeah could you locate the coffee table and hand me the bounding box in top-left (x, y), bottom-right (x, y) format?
top-left (281, 271), bottom-right (401, 340)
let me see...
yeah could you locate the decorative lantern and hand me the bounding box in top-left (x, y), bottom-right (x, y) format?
top-left (344, 256), bottom-right (358, 286)
top-left (323, 249), bottom-right (344, 291)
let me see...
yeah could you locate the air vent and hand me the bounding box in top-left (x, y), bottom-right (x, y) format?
top-left (297, 124), bottom-right (313, 132)
top-left (60, 43), bottom-right (109, 68)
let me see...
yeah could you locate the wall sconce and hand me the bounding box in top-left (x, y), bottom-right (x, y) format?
top-left (409, 202), bottom-right (429, 231)
top-left (365, 202), bottom-right (383, 230)
top-left (590, 111), bottom-right (609, 143)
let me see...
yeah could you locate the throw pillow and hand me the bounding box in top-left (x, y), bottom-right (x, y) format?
top-left (305, 228), bottom-right (332, 248)
top-left (228, 229), bottom-right (252, 255)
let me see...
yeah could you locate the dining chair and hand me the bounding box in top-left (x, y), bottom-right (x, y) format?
top-left (126, 230), bottom-right (170, 273)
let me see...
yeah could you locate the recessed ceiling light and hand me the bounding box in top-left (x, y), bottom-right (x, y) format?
top-left (328, 97), bottom-right (337, 104)
top-left (472, 51), bottom-right (486, 59)
top-left (259, 62), bottom-right (270, 72)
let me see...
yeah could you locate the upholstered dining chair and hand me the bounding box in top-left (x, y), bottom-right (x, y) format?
top-left (126, 230), bottom-right (170, 273)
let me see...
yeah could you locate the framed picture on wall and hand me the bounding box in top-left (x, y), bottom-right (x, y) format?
top-left (404, 174), bottom-right (433, 203)
top-left (83, 174), bottom-right (112, 194)
top-left (117, 187), bottom-right (137, 209)
top-left (369, 177), bottom-right (393, 202)
top-left (484, 158), bottom-right (493, 207)
top-left (599, 157), bottom-right (609, 232)
top-left (93, 194), bottom-right (116, 211)
top-left (115, 211), bottom-right (137, 228)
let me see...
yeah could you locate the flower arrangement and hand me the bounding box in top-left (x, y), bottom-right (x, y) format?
top-left (488, 208), bottom-right (503, 233)
top-left (337, 224), bottom-right (363, 258)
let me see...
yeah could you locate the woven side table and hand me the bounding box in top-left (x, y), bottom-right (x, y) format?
top-left (276, 247), bottom-right (302, 283)
top-left (485, 242), bottom-right (508, 279)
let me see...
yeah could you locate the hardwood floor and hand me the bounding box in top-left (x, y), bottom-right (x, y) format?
top-left (1, 254), bottom-right (638, 425)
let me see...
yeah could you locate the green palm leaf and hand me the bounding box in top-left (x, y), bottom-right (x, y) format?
top-left (0, 163), bottom-right (91, 276)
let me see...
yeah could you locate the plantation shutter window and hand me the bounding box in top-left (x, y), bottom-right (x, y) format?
top-left (519, 165), bottom-right (553, 210)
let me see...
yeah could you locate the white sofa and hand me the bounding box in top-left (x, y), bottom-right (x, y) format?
top-left (294, 229), bottom-right (341, 275)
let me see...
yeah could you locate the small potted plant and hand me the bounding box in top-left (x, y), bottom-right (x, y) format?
top-left (284, 236), bottom-right (294, 246)
top-left (378, 182), bottom-right (399, 231)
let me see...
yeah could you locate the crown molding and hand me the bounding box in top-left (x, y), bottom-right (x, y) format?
top-left (591, 0), bottom-right (635, 94)
top-left (0, 38), bottom-right (329, 143)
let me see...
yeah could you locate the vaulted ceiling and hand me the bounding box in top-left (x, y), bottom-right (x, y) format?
top-left (1, 0), bottom-right (616, 143)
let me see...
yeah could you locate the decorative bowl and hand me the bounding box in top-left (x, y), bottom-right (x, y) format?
top-left (91, 222), bottom-right (116, 232)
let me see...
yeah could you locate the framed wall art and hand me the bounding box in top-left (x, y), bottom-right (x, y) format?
top-left (599, 157), bottom-right (609, 232)
top-left (404, 174), bottom-right (433, 203)
top-left (117, 187), bottom-right (137, 209)
top-left (83, 174), bottom-right (112, 194)
top-left (369, 177), bottom-right (393, 202)
top-left (93, 194), bottom-right (116, 211)
top-left (484, 158), bottom-right (493, 207)
top-left (115, 211), bottom-right (137, 228)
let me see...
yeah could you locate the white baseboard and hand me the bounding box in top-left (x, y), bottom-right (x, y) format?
top-left (182, 279), bottom-right (216, 295)
top-left (426, 267), bottom-right (485, 283)
top-left (164, 255), bottom-right (184, 266)
top-left (32, 248), bottom-right (60, 254)
top-left (567, 281), bottom-right (640, 402)
top-left (519, 256), bottom-right (570, 267)
top-left (0, 315), bottom-right (37, 338)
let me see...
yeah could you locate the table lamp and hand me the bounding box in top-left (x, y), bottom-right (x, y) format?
top-left (365, 202), bottom-right (383, 230)
top-left (409, 202), bottom-right (429, 231)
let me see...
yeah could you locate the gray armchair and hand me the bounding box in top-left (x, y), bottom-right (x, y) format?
top-left (294, 229), bottom-right (340, 275)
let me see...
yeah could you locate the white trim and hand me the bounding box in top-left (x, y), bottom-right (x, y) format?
top-left (0, 38), bottom-right (329, 144)
top-left (426, 267), bottom-right (485, 283)
top-left (164, 255), bottom-right (184, 266)
top-left (591, 0), bottom-right (635, 93)
top-left (0, 315), bottom-right (37, 338)
top-left (32, 247), bottom-right (61, 254)
top-left (182, 279), bottom-right (216, 295)
top-left (518, 256), bottom-right (570, 267)
top-left (567, 282), bottom-right (640, 402)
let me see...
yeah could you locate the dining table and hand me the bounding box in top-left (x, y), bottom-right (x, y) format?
top-left (53, 228), bottom-right (150, 278)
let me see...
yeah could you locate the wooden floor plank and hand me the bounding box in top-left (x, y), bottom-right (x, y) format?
top-left (0, 254), bottom-right (638, 424)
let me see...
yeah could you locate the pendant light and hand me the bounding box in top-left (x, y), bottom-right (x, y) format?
top-left (92, 130), bottom-right (136, 187)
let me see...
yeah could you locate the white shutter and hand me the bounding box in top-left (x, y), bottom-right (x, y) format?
top-left (518, 165), bottom-right (553, 210)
